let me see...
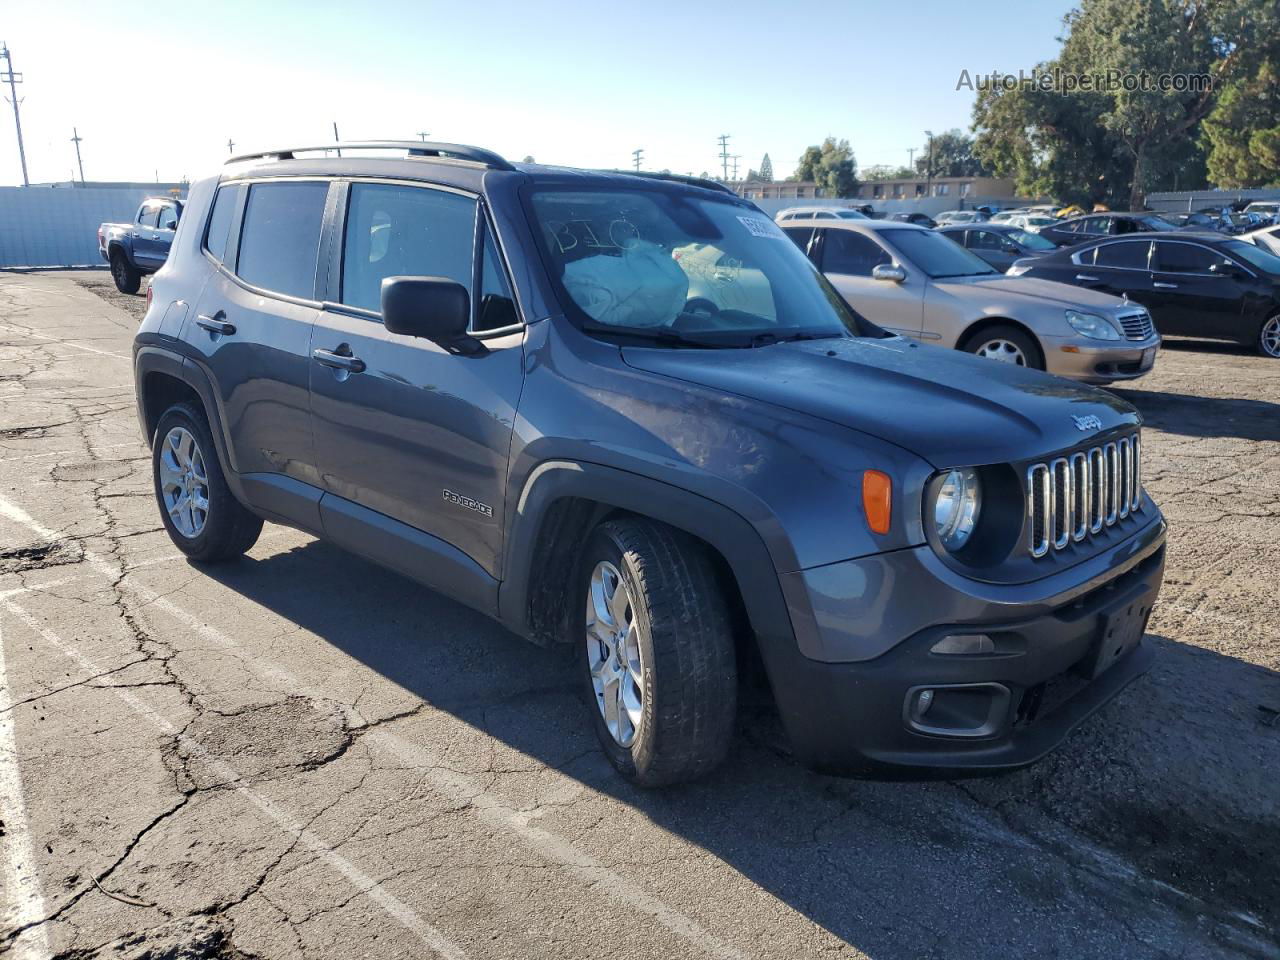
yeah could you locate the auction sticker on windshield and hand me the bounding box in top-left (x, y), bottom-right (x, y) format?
top-left (738, 216), bottom-right (783, 238)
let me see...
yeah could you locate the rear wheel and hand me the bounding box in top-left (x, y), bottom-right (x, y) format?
top-left (109, 250), bottom-right (141, 294)
top-left (152, 403), bottom-right (262, 562)
top-left (577, 519), bottom-right (736, 787)
top-left (1259, 314), bottom-right (1280, 358)
top-left (962, 323), bottom-right (1043, 370)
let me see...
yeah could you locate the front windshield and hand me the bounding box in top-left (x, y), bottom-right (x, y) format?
top-left (528, 187), bottom-right (870, 345)
top-left (878, 227), bottom-right (997, 278)
top-left (1224, 239), bottom-right (1280, 274)
top-left (1140, 215), bottom-right (1177, 231)
top-left (1008, 228), bottom-right (1056, 250)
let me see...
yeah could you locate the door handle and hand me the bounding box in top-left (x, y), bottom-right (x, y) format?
top-left (1153, 281), bottom-right (1178, 289)
top-left (196, 314), bottom-right (236, 335)
top-left (313, 348), bottom-right (366, 374)
top-left (1075, 274), bottom-right (1100, 282)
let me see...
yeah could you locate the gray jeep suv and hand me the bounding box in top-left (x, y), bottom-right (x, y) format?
top-left (133, 142), bottom-right (1166, 786)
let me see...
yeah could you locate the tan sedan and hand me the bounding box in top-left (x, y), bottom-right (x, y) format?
top-left (780, 219), bottom-right (1161, 383)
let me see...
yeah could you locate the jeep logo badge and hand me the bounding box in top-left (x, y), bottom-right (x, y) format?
top-left (1072, 414), bottom-right (1103, 432)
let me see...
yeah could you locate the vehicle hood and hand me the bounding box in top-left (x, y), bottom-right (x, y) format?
top-left (933, 275), bottom-right (1130, 312)
top-left (622, 336), bottom-right (1139, 467)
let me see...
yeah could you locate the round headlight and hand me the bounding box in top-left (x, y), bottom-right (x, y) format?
top-left (933, 468), bottom-right (982, 552)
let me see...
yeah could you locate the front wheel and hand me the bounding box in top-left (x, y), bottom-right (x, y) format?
top-left (578, 519), bottom-right (736, 787)
top-left (109, 250), bottom-right (141, 294)
top-left (1259, 314), bottom-right (1280, 358)
top-left (961, 323), bottom-right (1044, 370)
top-left (152, 403), bottom-right (262, 562)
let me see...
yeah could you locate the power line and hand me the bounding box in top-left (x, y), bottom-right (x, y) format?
top-left (632, 147), bottom-right (644, 172)
top-left (717, 134), bottom-right (730, 181)
top-left (0, 42), bottom-right (29, 187)
top-left (70, 127), bottom-right (84, 183)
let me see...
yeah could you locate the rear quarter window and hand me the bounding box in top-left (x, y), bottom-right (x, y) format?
top-left (203, 185), bottom-right (238, 263)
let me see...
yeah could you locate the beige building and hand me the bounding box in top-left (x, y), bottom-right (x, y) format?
top-left (856, 175), bottom-right (1017, 203)
top-left (732, 180), bottom-right (827, 201)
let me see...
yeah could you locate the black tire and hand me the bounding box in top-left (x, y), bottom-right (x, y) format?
top-left (110, 249), bottom-right (141, 294)
top-left (576, 518), bottom-right (736, 787)
top-left (961, 322), bottom-right (1044, 370)
top-left (152, 402), bottom-right (262, 562)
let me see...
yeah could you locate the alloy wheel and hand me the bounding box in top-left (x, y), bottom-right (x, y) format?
top-left (1261, 316), bottom-right (1280, 358)
top-left (158, 426), bottom-right (210, 538)
top-left (584, 560), bottom-right (645, 747)
top-left (975, 338), bottom-right (1027, 365)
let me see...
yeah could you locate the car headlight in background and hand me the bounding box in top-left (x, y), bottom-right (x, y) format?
top-left (1066, 309), bottom-right (1121, 341)
top-left (932, 467), bottom-right (982, 552)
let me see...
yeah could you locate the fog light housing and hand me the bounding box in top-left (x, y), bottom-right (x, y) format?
top-left (930, 633), bottom-right (996, 655)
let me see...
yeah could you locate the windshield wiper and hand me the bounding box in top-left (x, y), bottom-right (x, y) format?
top-left (579, 323), bottom-right (735, 349)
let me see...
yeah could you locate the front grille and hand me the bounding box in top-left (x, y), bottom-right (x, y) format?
top-left (1117, 309), bottom-right (1154, 341)
top-left (1027, 434), bottom-right (1142, 558)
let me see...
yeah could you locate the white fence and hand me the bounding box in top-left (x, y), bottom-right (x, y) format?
top-left (1146, 188), bottom-right (1280, 215)
top-left (0, 187), bottom-right (186, 268)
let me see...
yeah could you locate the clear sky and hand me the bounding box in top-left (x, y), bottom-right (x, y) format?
top-left (1, 0), bottom-right (1075, 187)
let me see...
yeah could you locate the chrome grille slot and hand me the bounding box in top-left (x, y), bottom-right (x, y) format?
top-left (1027, 464), bottom-right (1050, 558)
top-left (1070, 453), bottom-right (1088, 541)
top-left (1117, 309), bottom-right (1154, 341)
top-left (1027, 432), bottom-right (1143, 557)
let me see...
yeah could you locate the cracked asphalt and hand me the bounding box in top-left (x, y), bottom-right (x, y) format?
top-left (1, 269), bottom-right (1278, 960)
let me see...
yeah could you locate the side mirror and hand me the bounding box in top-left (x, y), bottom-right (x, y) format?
top-left (1209, 261), bottom-right (1243, 279)
top-left (164, 220), bottom-right (177, 230)
top-left (872, 263), bottom-right (906, 283)
top-left (381, 276), bottom-right (481, 354)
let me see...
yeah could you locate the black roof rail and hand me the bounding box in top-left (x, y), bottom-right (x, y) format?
top-left (594, 169), bottom-right (738, 196)
top-left (226, 141), bottom-right (514, 171)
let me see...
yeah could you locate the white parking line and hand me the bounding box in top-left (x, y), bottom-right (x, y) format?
top-left (0, 493), bottom-right (748, 960)
top-left (0, 613), bottom-right (53, 960)
top-left (0, 323), bottom-right (130, 362)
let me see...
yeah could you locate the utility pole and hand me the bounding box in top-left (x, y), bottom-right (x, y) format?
top-left (226, 138), bottom-right (235, 154)
top-left (71, 127), bottom-right (84, 183)
top-left (417, 131), bottom-right (431, 142)
top-left (632, 148), bottom-right (643, 171)
top-left (333, 121), bottom-right (341, 158)
top-left (730, 155), bottom-right (741, 181)
top-left (907, 147), bottom-right (915, 171)
top-left (1, 42), bottom-right (29, 187)
top-left (717, 134), bottom-right (730, 181)
top-left (924, 130), bottom-right (934, 198)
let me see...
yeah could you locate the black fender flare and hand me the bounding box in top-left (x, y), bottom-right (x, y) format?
top-left (498, 459), bottom-right (797, 649)
top-left (133, 343), bottom-right (244, 500)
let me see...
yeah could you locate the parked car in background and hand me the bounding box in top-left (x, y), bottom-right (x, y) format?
top-left (1169, 212), bottom-right (1229, 232)
top-left (890, 211), bottom-right (937, 228)
top-left (775, 205), bottom-right (868, 222)
top-left (988, 211), bottom-right (1019, 223)
top-left (782, 217), bottom-right (1159, 381)
top-left (1038, 212), bottom-right (1177, 248)
top-left (934, 210), bottom-right (987, 226)
top-left (134, 141), bottom-right (1166, 784)
top-left (1239, 223), bottom-right (1280, 257)
top-left (1007, 233), bottom-right (1280, 357)
top-left (1004, 214), bottom-right (1058, 232)
top-left (1243, 201), bottom-right (1280, 224)
top-left (98, 197), bottom-right (184, 293)
top-left (937, 223), bottom-right (1057, 272)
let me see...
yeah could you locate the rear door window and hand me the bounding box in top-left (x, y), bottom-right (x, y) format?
top-left (236, 181), bottom-right (329, 299)
top-left (340, 182), bottom-right (477, 314)
top-left (821, 229), bottom-right (891, 276)
top-left (138, 205), bottom-right (160, 227)
top-left (1094, 240), bottom-right (1152, 270)
top-left (968, 230), bottom-right (1004, 251)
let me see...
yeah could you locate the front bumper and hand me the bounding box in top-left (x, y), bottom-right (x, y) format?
top-left (1041, 334), bottom-right (1161, 384)
top-left (760, 518), bottom-right (1166, 777)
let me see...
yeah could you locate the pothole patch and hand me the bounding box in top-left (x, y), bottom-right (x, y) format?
top-left (52, 915), bottom-right (253, 959)
top-left (166, 696), bottom-right (352, 790)
top-left (0, 539), bottom-right (85, 575)
top-left (52, 460), bottom-right (135, 483)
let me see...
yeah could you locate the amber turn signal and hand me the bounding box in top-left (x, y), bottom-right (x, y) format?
top-left (862, 470), bottom-right (892, 534)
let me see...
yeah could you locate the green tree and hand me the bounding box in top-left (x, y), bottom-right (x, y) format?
top-left (759, 153), bottom-right (774, 181)
top-left (914, 129), bottom-right (987, 178)
top-left (861, 164), bottom-right (915, 181)
top-left (795, 137), bottom-right (858, 197)
top-left (1203, 3), bottom-right (1280, 187)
